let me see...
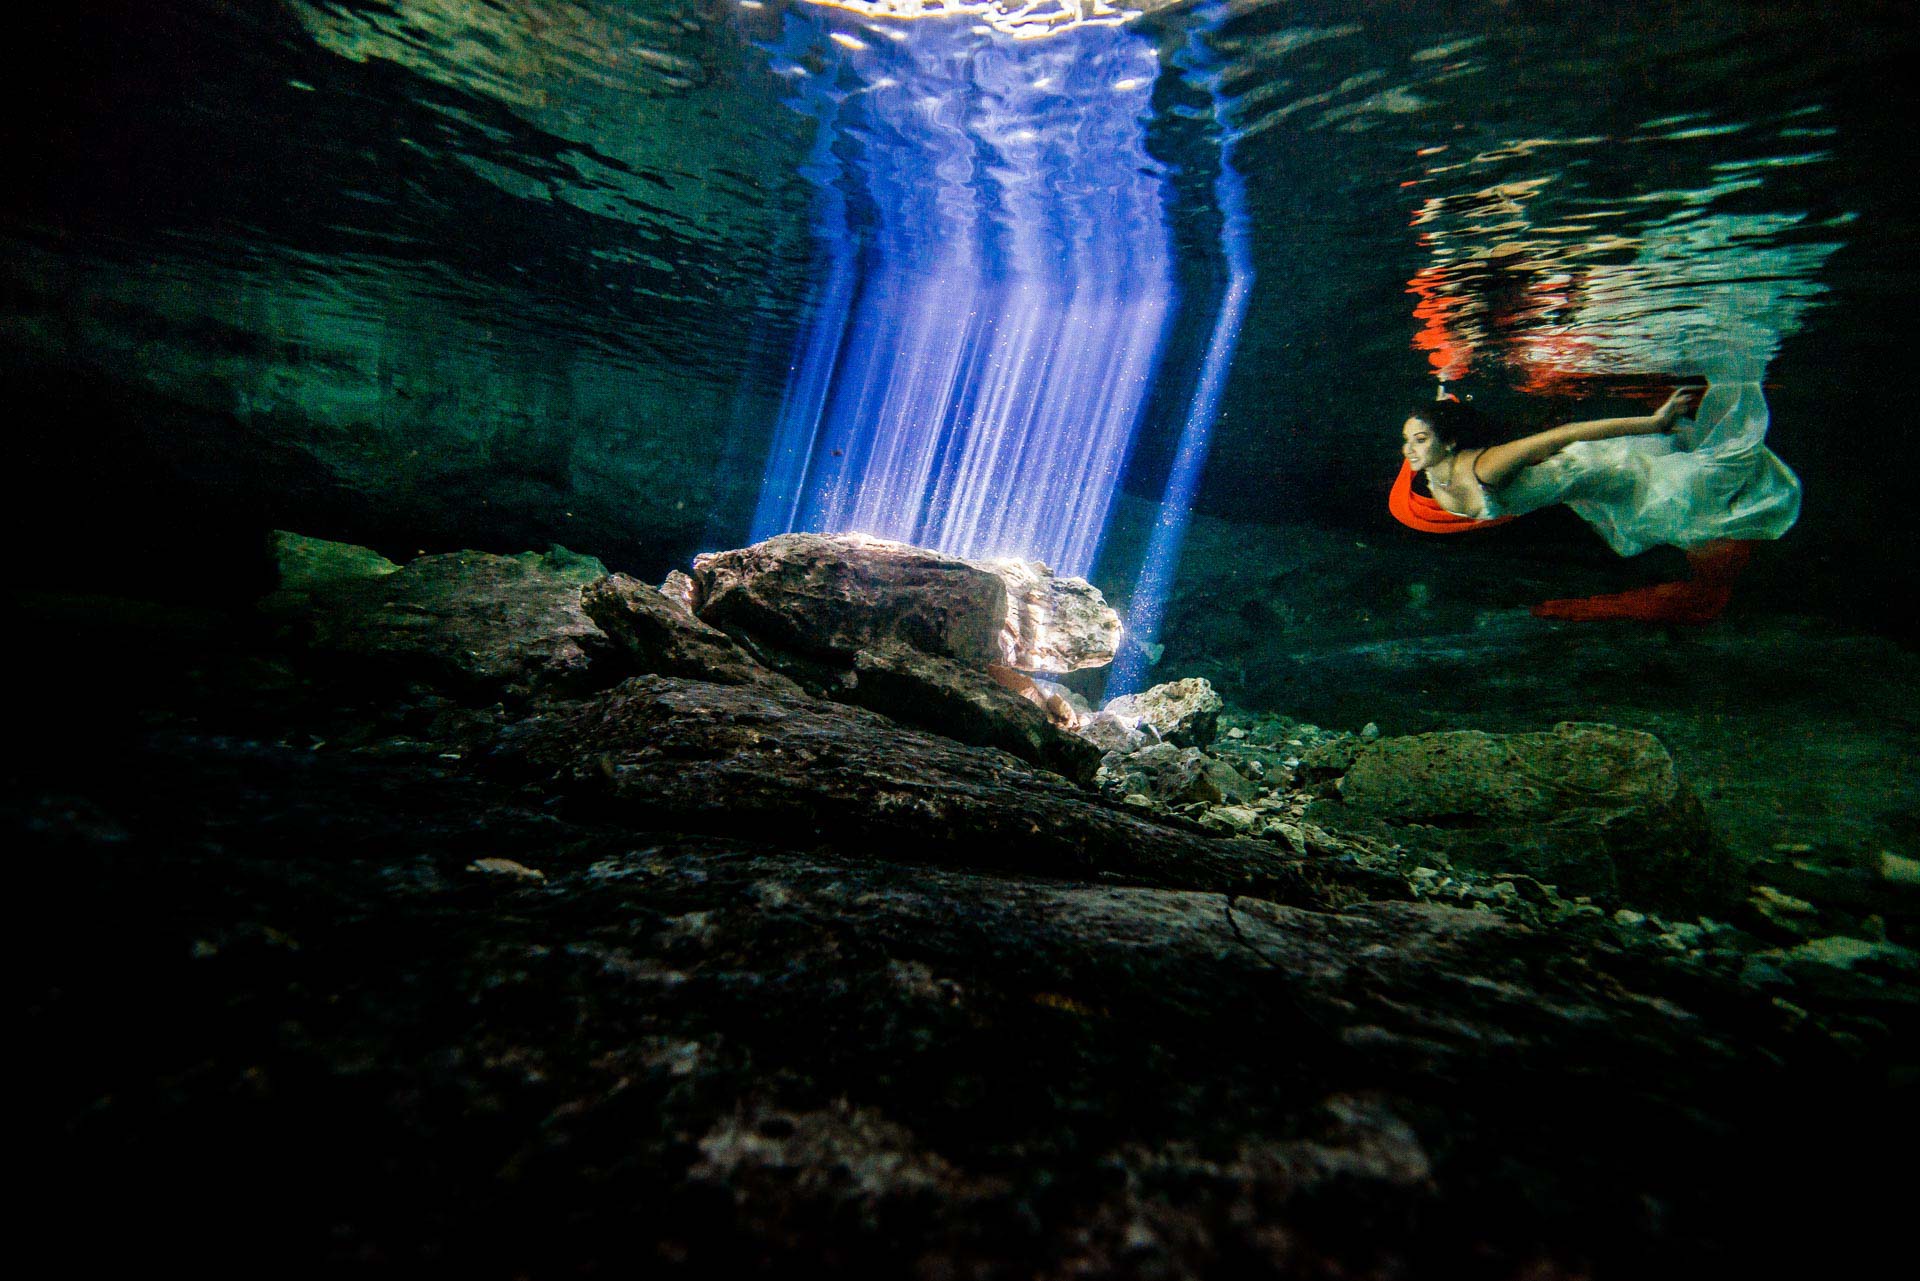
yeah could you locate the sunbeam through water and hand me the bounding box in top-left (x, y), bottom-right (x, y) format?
top-left (1108, 2), bottom-right (1253, 696)
top-left (749, 9), bottom-right (1173, 580)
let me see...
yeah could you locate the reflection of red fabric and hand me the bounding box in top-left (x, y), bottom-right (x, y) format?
top-left (1530, 540), bottom-right (1754, 624)
top-left (1388, 460), bottom-right (1517, 534)
top-left (1406, 264), bottom-right (1473, 383)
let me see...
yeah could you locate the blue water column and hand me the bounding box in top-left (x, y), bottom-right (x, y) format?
top-left (1106, 5), bottom-right (1252, 697)
top-left (750, 13), bottom-right (1175, 582)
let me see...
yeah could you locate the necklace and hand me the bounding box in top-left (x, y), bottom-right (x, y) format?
top-left (1434, 451), bottom-right (1457, 488)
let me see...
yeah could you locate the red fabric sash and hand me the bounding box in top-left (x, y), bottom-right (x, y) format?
top-left (1388, 459), bottom-right (1517, 534)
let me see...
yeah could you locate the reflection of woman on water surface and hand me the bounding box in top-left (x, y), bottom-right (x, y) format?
top-left (1393, 383), bottom-right (1802, 623)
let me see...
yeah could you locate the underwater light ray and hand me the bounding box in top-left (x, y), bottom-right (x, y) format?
top-left (1058, 284), bottom-right (1173, 574)
top-left (843, 268), bottom-right (981, 533)
top-left (1020, 295), bottom-right (1122, 560)
top-left (986, 309), bottom-right (1083, 555)
top-left (1108, 7), bottom-right (1253, 698)
top-left (937, 289), bottom-right (1049, 552)
top-left (802, 282), bottom-right (906, 526)
top-left (748, 250), bottom-right (857, 542)
top-left (756, 14), bottom-right (1173, 580)
top-left (748, 28), bottom-right (860, 544)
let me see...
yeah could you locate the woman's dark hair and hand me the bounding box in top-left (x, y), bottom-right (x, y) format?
top-left (1406, 398), bottom-right (1503, 498)
top-left (1406, 398), bottom-right (1501, 451)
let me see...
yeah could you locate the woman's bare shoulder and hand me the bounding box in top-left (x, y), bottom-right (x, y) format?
top-left (1429, 453), bottom-right (1489, 518)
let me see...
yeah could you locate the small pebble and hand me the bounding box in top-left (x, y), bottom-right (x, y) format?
top-left (1878, 851), bottom-right (1920, 887)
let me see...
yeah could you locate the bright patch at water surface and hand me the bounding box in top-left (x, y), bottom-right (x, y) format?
top-left (794, 0), bottom-right (1139, 42)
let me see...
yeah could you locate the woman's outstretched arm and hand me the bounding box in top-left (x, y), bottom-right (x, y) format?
top-left (1471, 387), bottom-right (1700, 487)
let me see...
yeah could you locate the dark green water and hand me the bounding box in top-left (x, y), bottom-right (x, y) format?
top-left (2, 0), bottom-right (1914, 623)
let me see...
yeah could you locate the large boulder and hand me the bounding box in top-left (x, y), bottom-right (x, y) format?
top-left (691, 534), bottom-right (1008, 667)
top-left (1308, 721), bottom-right (1728, 908)
top-left (978, 557), bottom-right (1121, 673)
top-left (501, 674), bottom-right (1379, 904)
top-left (264, 534), bottom-right (612, 699)
top-left (686, 534), bottom-right (1106, 781)
top-left (848, 648), bottom-right (1100, 785)
top-left (580, 573), bottom-right (800, 694)
top-left (688, 533), bottom-right (1123, 677)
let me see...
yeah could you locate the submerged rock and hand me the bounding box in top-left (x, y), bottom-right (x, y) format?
top-left (692, 533), bottom-right (1009, 667)
top-left (1076, 709), bottom-right (1151, 756)
top-left (979, 556), bottom-right (1121, 672)
top-left (1311, 721), bottom-right (1727, 909)
top-left (20, 584), bottom-right (1913, 1277)
top-left (849, 648), bottom-right (1100, 785)
top-left (1099, 743), bottom-right (1217, 807)
top-left (265, 529), bottom-right (400, 593)
top-left (502, 674), bottom-right (1364, 904)
top-left (580, 572), bottom-right (799, 694)
top-left (1098, 742), bottom-right (1262, 810)
top-left (1100, 677), bottom-right (1225, 749)
top-left (659, 568), bottom-right (699, 614)
top-left (265, 534), bottom-right (613, 699)
top-left (690, 532), bottom-right (1121, 675)
top-left (27, 735), bottom-right (1893, 1277)
top-left (686, 533), bottom-right (1107, 780)
top-left (263, 530), bottom-right (1112, 781)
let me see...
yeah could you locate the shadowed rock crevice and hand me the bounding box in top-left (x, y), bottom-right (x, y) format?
top-left (499, 674), bottom-right (1388, 908)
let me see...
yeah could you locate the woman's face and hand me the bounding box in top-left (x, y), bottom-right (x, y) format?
top-left (1402, 417), bottom-right (1450, 472)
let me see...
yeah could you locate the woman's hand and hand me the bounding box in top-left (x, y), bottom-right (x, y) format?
top-left (1650, 385), bottom-right (1703, 433)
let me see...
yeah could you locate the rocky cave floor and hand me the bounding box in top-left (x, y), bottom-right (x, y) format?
top-left (15, 527), bottom-right (1917, 1278)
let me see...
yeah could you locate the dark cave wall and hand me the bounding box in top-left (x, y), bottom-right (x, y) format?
top-left (0, 0), bottom-right (813, 598)
top-left (4, 240), bottom-right (776, 596)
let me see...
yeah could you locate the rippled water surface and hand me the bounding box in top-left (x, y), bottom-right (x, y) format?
top-left (4, 0), bottom-right (1913, 564)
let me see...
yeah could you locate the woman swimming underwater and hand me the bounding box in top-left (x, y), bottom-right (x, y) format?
top-left (1392, 382), bottom-right (1802, 622)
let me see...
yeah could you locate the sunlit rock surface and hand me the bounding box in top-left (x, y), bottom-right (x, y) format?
top-left (688, 533), bottom-right (1111, 777)
top-left (693, 533), bottom-right (1009, 668)
top-left (981, 556), bottom-right (1123, 673)
top-left (1101, 675), bottom-right (1226, 749)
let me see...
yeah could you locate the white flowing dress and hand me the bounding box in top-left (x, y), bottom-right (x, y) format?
top-left (1478, 380), bottom-right (1801, 556)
